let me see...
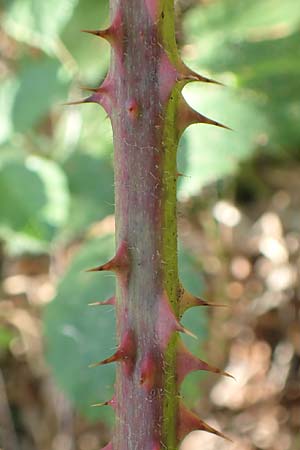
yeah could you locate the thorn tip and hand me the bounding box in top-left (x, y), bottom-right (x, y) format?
top-left (88, 296), bottom-right (115, 307)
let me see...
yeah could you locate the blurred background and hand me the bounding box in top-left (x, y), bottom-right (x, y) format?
top-left (0, 0), bottom-right (300, 449)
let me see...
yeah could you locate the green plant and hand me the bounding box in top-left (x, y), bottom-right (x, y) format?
top-left (67, 1), bottom-right (232, 449)
top-left (2, 2), bottom-right (300, 444)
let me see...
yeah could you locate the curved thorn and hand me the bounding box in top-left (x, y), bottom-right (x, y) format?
top-left (178, 97), bottom-right (232, 135)
top-left (85, 240), bottom-right (129, 274)
top-left (89, 329), bottom-right (136, 370)
top-left (80, 86), bottom-right (99, 93)
top-left (86, 266), bottom-right (103, 273)
top-left (192, 111), bottom-right (232, 130)
top-left (62, 100), bottom-right (86, 106)
top-left (180, 289), bottom-right (228, 314)
top-left (177, 63), bottom-right (224, 86)
top-left (90, 401), bottom-right (108, 408)
top-left (179, 325), bottom-right (198, 340)
top-left (88, 296), bottom-right (115, 306)
top-left (62, 96), bottom-right (97, 107)
top-left (180, 73), bottom-right (223, 87)
top-left (85, 259), bottom-right (117, 273)
top-left (176, 341), bottom-right (235, 384)
top-left (178, 402), bottom-right (232, 442)
top-left (176, 172), bottom-right (190, 178)
top-left (81, 29), bottom-right (109, 39)
top-left (88, 301), bottom-right (105, 306)
top-left (91, 397), bottom-right (116, 408)
top-left (205, 117), bottom-right (232, 131)
top-left (88, 352), bottom-right (120, 368)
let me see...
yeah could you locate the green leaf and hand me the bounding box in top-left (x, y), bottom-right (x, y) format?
top-left (62, 151), bottom-right (114, 236)
top-left (78, 105), bottom-right (113, 156)
top-left (61, 0), bottom-right (110, 78)
top-left (178, 85), bottom-right (269, 197)
top-left (184, 0), bottom-right (300, 46)
top-left (44, 234), bottom-right (116, 422)
top-left (0, 327), bottom-right (15, 351)
top-left (182, 0), bottom-right (300, 170)
top-left (179, 244), bottom-right (204, 298)
top-left (180, 308), bottom-right (209, 406)
top-left (3, 0), bottom-right (79, 52)
top-left (12, 58), bottom-right (70, 132)
top-left (192, 32), bottom-right (300, 152)
top-left (179, 246), bottom-right (209, 405)
top-left (179, 244), bottom-right (207, 349)
top-left (0, 78), bottom-right (19, 145)
top-left (0, 155), bottom-right (70, 247)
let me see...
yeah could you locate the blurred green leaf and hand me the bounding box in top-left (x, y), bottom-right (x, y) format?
top-left (179, 0), bottom-right (300, 195)
top-left (0, 327), bottom-right (14, 350)
top-left (178, 85), bottom-right (269, 197)
top-left (12, 58), bottom-right (70, 132)
top-left (179, 243), bottom-right (205, 298)
top-left (179, 245), bottom-right (209, 404)
top-left (61, 0), bottom-right (110, 78)
top-left (4, 0), bottom-right (79, 52)
top-left (184, 0), bottom-right (300, 46)
top-left (78, 105), bottom-right (113, 156)
top-left (191, 32), bottom-right (300, 151)
top-left (180, 310), bottom-right (209, 406)
top-left (179, 244), bottom-right (207, 347)
top-left (0, 78), bottom-right (19, 145)
top-left (0, 154), bottom-right (70, 247)
top-left (44, 234), bottom-right (208, 420)
top-left (44, 234), bottom-right (116, 422)
top-left (62, 150), bottom-right (114, 236)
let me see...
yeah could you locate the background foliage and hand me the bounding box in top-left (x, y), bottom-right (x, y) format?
top-left (2, 0), bottom-right (300, 246)
top-left (1, 0), bottom-right (300, 449)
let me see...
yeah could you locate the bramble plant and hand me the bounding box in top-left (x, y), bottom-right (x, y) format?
top-left (70, 1), bottom-right (231, 449)
top-left (3, 1), bottom-right (300, 449)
